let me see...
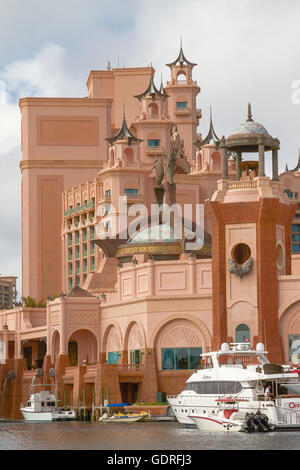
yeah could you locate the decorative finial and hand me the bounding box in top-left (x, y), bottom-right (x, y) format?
top-left (123, 101), bottom-right (125, 117)
top-left (246, 102), bottom-right (253, 122)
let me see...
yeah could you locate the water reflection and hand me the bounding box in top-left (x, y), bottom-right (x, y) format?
top-left (0, 421), bottom-right (299, 450)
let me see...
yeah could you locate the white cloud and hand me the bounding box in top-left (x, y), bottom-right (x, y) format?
top-left (0, 1), bottom-right (300, 295)
top-left (0, 42), bottom-right (85, 297)
top-left (1, 42), bottom-right (85, 98)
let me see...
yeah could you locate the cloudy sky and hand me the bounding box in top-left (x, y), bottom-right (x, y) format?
top-left (0, 0), bottom-right (299, 297)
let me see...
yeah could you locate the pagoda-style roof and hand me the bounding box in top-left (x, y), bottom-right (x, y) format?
top-left (134, 74), bottom-right (168, 101)
top-left (195, 108), bottom-right (220, 149)
top-left (105, 115), bottom-right (143, 145)
top-left (285, 153), bottom-right (300, 172)
top-left (166, 40), bottom-right (197, 69)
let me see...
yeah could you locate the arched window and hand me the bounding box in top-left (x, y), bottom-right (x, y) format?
top-left (124, 147), bottom-right (134, 163)
top-left (148, 103), bottom-right (158, 119)
top-left (235, 324), bottom-right (250, 343)
top-left (177, 71), bottom-right (186, 83)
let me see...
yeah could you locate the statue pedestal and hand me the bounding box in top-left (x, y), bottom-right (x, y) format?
top-left (164, 181), bottom-right (176, 206)
top-left (153, 185), bottom-right (165, 206)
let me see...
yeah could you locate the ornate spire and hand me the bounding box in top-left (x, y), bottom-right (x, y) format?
top-left (246, 102), bottom-right (253, 122)
top-left (195, 107), bottom-right (220, 148)
top-left (159, 73), bottom-right (164, 94)
top-left (105, 115), bottom-right (143, 146)
top-left (166, 38), bottom-right (197, 69)
top-left (134, 73), bottom-right (168, 101)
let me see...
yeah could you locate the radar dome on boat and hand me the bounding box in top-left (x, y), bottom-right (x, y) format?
top-left (221, 343), bottom-right (230, 352)
top-left (256, 343), bottom-right (265, 352)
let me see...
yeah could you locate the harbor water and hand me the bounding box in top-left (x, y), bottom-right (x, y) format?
top-left (0, 420), bottom-right (300, 450)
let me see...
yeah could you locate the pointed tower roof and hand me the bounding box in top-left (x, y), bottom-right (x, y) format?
top-left (105, 114), bottom-right (143, 146)
top-left (159, 73), bottom-right (165, 94)
top-left (166, 38), bottom-right (197, 69)
top-left (196, 107), bottom-right (220, 148)
top-left (134, 73), bottom-right (168, 101)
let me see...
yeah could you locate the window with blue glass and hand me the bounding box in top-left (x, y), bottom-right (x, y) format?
top-left (292, 244), bottom-right (300, 253)
top-left (148, 139), bottom-right (160, 147)
top-left (284, 189), bottom-right (293, 198)
top-left (162, 347), bottom-right (202, 370)
top-left (105, 189), bottom-right (111, 197)
top-left (176, 101), bottom-right (188, 109)
top-left (108, 351), bottom-right (119, 364)
top-left (124, 188), bottom-right (138, 197)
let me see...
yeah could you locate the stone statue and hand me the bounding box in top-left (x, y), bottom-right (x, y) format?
top-left (228, 257), bottom-right (253, 278)
top-left (166, 125), bottom-right (183, 184)
top-left (150, 157), bottom-right (164, 186)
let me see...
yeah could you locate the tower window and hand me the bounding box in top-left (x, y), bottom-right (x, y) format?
top-left (176, 101), bottom-right (188, 109)
top-left (232, 243), bottom-right (251, 265)
top-left (148, 139), bottom-right (160, 147)
top-left (124, 188), bottom-right (138, 197)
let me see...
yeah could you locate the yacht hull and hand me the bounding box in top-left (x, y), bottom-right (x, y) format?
top-left (191, 415), bottom-right (243, 432)
top-left (20, 409), bottom-right (52, 421)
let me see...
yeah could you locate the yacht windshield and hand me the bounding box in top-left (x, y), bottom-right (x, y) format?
top-left (184, 381), bottom-right (243, 394)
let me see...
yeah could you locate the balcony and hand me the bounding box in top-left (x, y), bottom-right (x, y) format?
top-left (116, 364), bottom-right (144, 381)
top-left (64, 201), bottom-right (95, 218)
top-left (146, 146), bottom-right (164, 156)
top-left (175, 107), bottom-right (190, 116)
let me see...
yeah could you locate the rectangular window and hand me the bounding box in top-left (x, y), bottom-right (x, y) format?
top-left (105, 190), bottom-right (111, 197)
top-left (83, 259), bottom-right (87, 273)
top-left (148, 139), bottom-right (160, 147)
top-left (124, 189), bottom-right (138, 197)
top-left (108, 352), bottom-right (119, 364)
top-left (162, 347), bottom-right (202, 370)
top-left (292, 244), bottom-right (300, 253)
top-left (130, 349), bottom-right (143, 364)
top-left (176, 101), bottom-right (188, 109)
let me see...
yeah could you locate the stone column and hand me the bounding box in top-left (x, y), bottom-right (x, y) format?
top-left (46, 301), bottom-right (51, 355)
top-left (272, 145), bottom-right (279, 181)
top-left (188, 256), bottom-right (196, 295)
top-left (148, 259), bottom-right (155, 296)
top-left (117, 267), bottom-right (121, 301)
top-left (3, 325), bottom-right (9, 361)
top-left (258, 135), bottom-right (265, 177)
top-left (59, 297), bottom-right (67, 355)
top-left (236, 151), bottom-right (242, 181)
top-left (220, 137), bottom-right (228, 179)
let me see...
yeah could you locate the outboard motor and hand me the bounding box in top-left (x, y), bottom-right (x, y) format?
top-left (249, 412), bottom-right (264, 432)
top-left (256, 410), bottom-right (271, 432)
top-left (244, 413), bottom-right (255, 433)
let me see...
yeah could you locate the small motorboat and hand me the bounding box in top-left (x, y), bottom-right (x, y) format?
top-left (99, 411), bottom-right (148, 423)
top-left (20, 390), bottom-right (76, 422)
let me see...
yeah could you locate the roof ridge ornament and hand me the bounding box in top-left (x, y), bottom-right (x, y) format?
top-left (246, 102), bottom-right (253, 122)
top-left (105, 113), bottom-right (143, 146)
top-left (134, 73), bottom-right (168, 101)
top-left (195, 106), bottom-right (220, 148)
top-left (166, 38), bottom-right (197, 69)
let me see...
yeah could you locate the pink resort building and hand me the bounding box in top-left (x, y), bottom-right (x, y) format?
top-left (1, 44), bottom-right (300, 418)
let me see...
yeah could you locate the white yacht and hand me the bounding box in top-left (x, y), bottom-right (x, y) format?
top-left (167, 342), bottom-right (300, 432)
top-left (20, 390), bottom-right (76, 421)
